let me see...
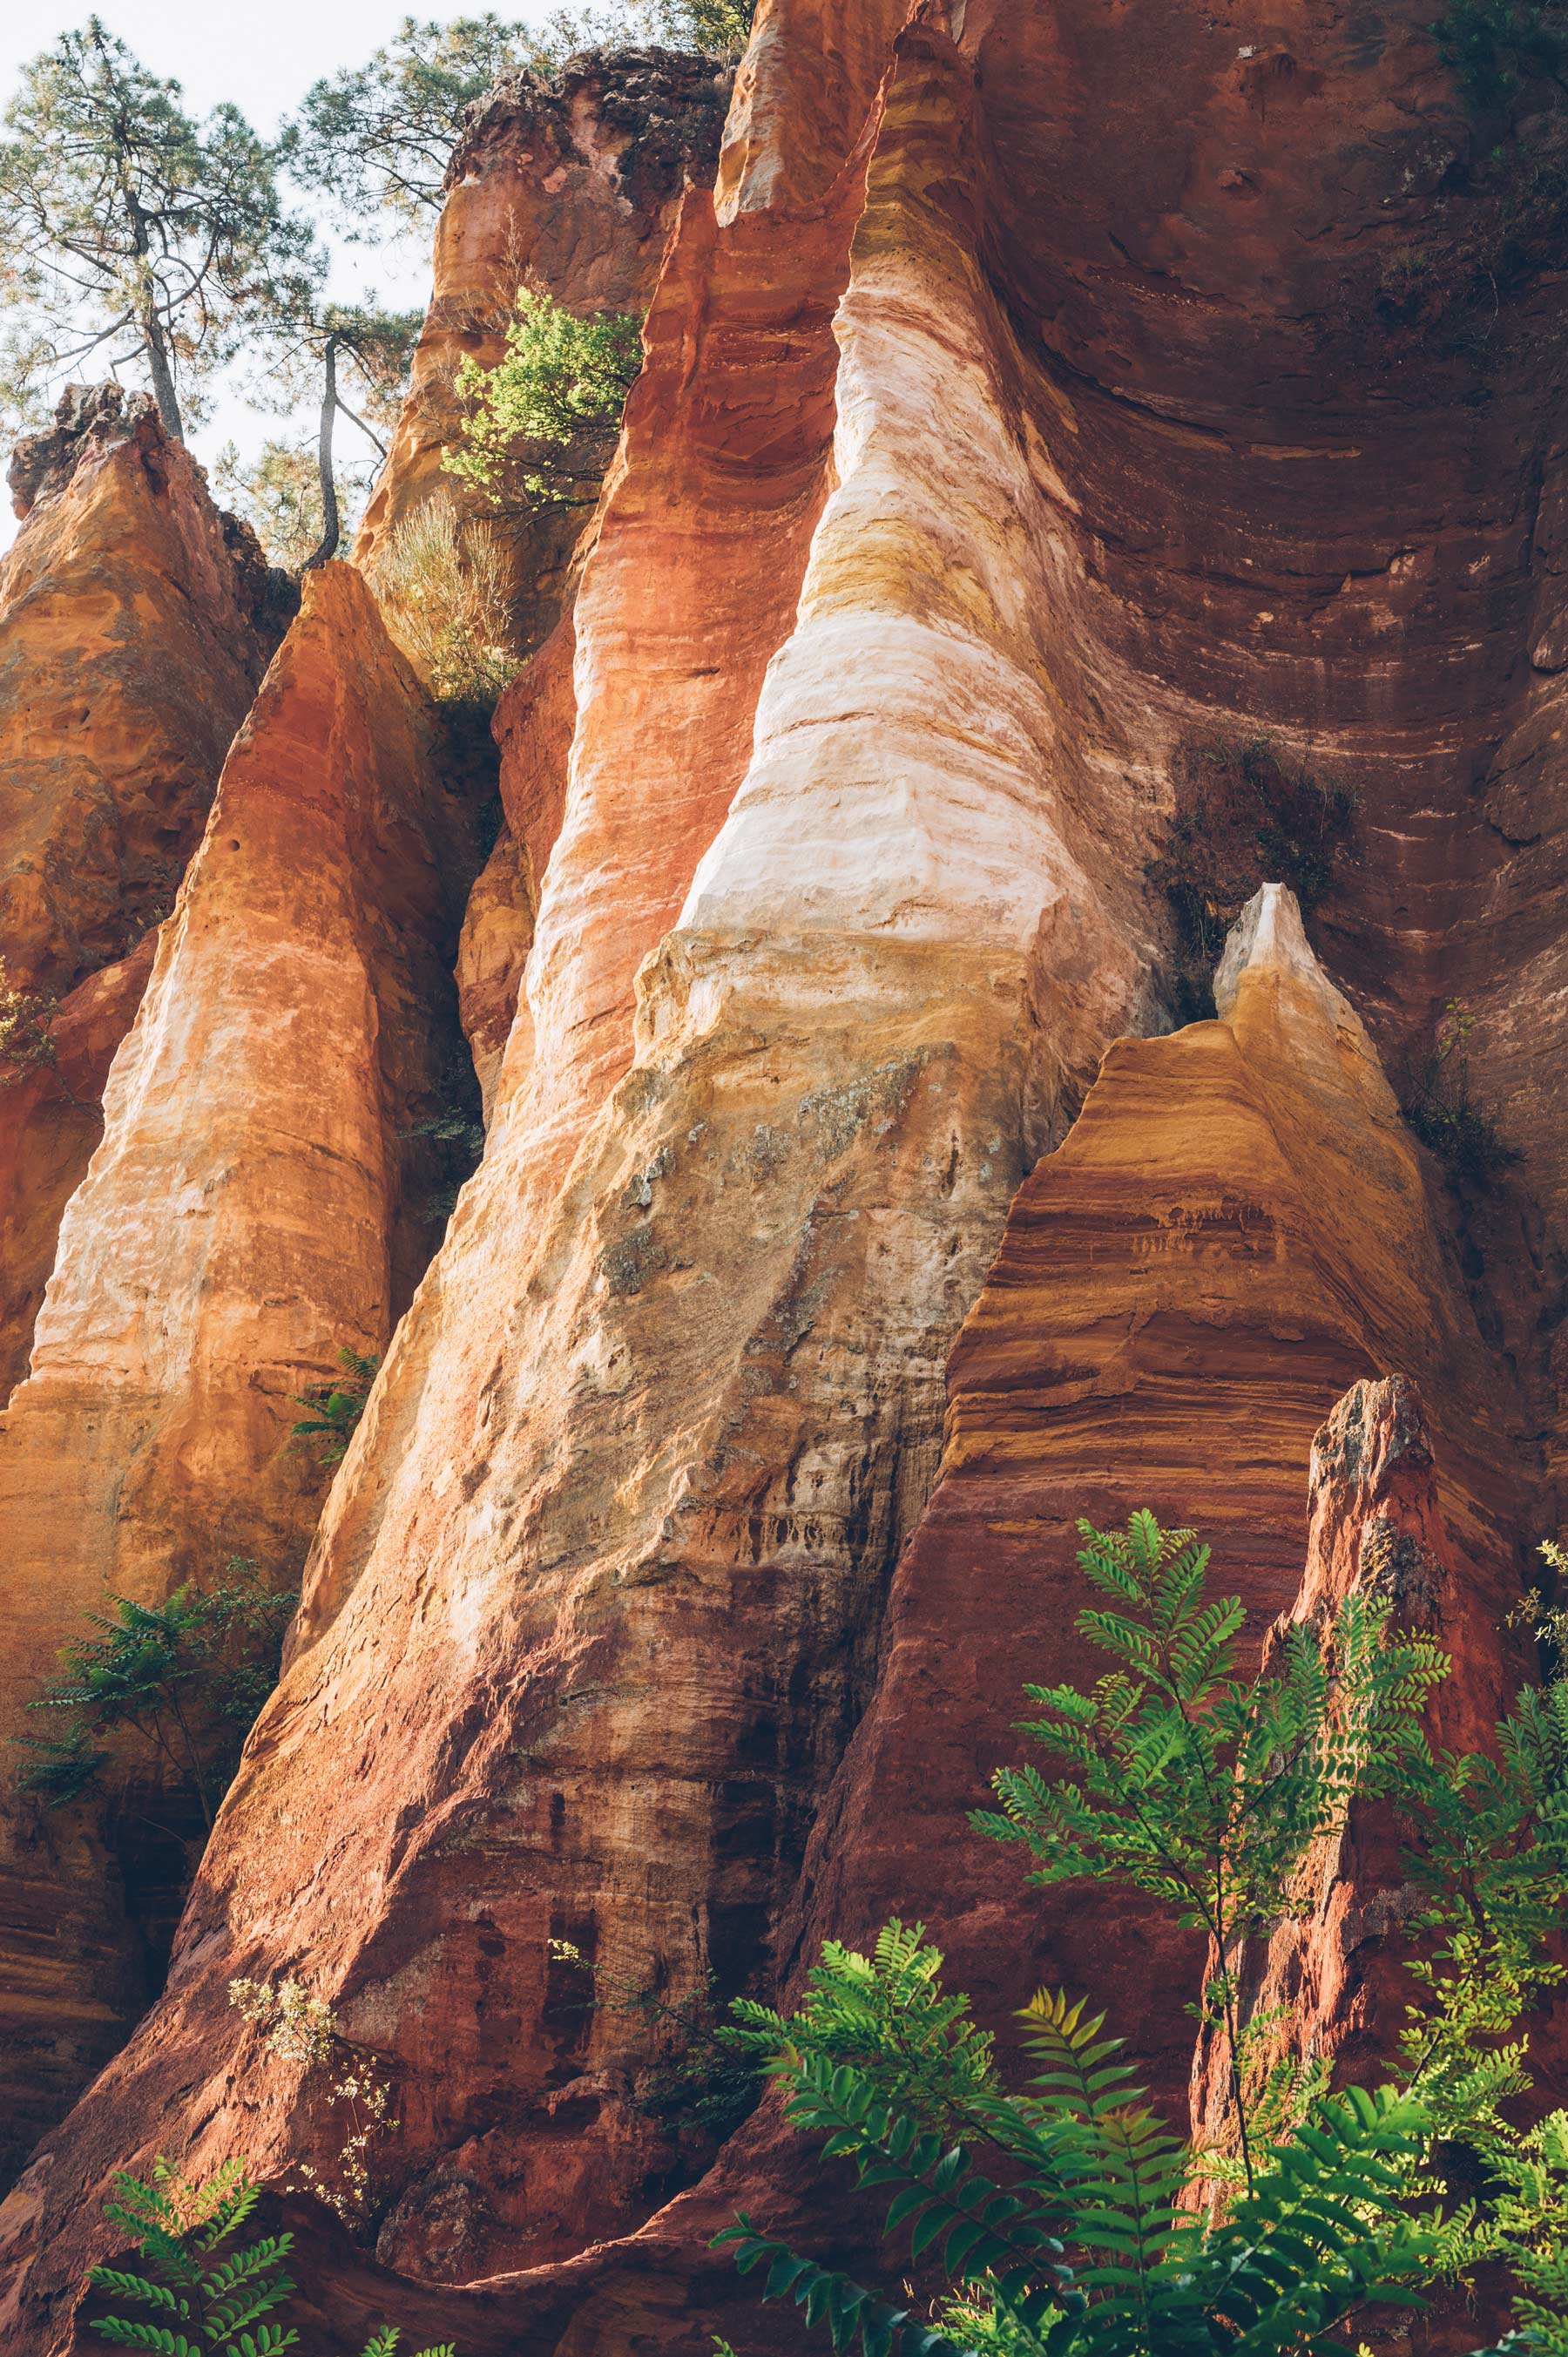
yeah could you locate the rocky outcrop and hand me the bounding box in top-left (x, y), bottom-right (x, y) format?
top-left (1189, 1372), bottom-right (1523, 2163)
top-left (0, 383), bottom-right (289, 1395)
top-left (456, 615), bottom-right (577, 1119)
top-left (0, 939), bottom-right (155, 1402)
top-left (0, 383), bottom-right (287, 995)
top-left (771, 886), bottom-right (1526, 2124)
top-left (0, 563), bottom-right (476, 2178)
top-left (355, 46), bottom-right (731, 657)
top-left (6, 1), bottom-right (1568, 2351)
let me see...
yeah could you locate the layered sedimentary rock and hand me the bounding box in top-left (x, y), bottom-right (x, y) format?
top-left (776, 887), bottom-right (1526, 2121)
top-left (0, 563), bottom-right (473, 2178)
top-left (0, 385), bottom-right (288, 1392)
top-left (0, 939), bottom-right (154, 1401)
top-left (0, 9), bottom-right (1167, 2332)
top-left (6, 0), bottom-right (1568, 2350)
top-left (456, 614), bottom-right (576, 1119)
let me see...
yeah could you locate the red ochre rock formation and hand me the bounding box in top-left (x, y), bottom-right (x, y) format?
top-left (0, 562), bottom-right (475, 2181)
top-left (1189, 1372), bottom-right (1538, 2168)
top-left (355, 45), bottom-right (731, 652)
top-left (0, 383), bottom-right (286, 997)
top-left (5, 0), bottom-right (1568, 2350)
top-left (777, 885), bottom-right (1529, 2131)
top-left (0, 384), bottom-right (289, 1392)
top-left (0, 938), bottom-right (155, 1403)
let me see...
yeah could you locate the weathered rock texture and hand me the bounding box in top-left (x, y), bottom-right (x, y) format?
top-left (1, 383), bottom-right (287, 996)
top-left (4, 0), bottom-right (1568, 2350)
top-left (1189, 1372), bottom-right (1533, 2167)
top-left (0, 938), bottom-right (155, 1403)
top-left (0, 563), bottom-right (474, 2178)
top-left (0, 384), bottom-right (289, 1394)
top-left (355, 46), bottom-right (731, 656)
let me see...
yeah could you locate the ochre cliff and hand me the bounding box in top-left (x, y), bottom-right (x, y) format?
top-left (0, 385), bottom-right (288, 1396)
top-left (1, 1), bottom-right (1566, 2351)
top-left (354, 45), bottom-right (731, 655)
top-left (0, 562), bottom-right (477, 2178)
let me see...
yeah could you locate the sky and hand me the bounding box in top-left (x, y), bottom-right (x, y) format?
top-left (0, 0), bottom-right (573, 551)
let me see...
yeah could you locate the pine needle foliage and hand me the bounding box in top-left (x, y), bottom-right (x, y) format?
top-left (973, 1510), bottom-right (1445, 2185)
top-left (84, 2157), bottom-right (454, 2355)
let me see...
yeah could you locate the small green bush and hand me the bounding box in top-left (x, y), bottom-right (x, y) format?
top-left (0, 956), bottom-right (59, 1085)
top-left (717, 1510), bottom-right (1568, 2354)
top-left (370, 497), bottom-right (519, 710)
top-left (443, 289), bottom-right (643, 515)
top-left (290, 1347), bottom-right (380, 1466)
top-left (84, 2155), bottom-right (453, 2355)
top-left (14, 1561), bottom-right (296, 1833)
top-left (1434, 0), bottom-right (1566, 112)
top-left (1401, 998), bottom-right (1521, 1191)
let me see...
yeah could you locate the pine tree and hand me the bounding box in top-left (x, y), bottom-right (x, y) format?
top-left (0, 18), bottom-right (314, 440)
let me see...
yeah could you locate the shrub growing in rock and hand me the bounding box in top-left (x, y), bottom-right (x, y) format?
top-left (1401, 998), bottom-right (1521, 1192)
top-left (0, 956), bottom-right (59, 1085)
top-left (443, 288), bottom-right (643, 515)
top-left (290, 1346), bottom-right (380, 1466)
top-left (719, 1511), bottom-right (1568, 2354)
top-left (369, 498), bottom-right (518, 709)
top-left (84, 2154), bottom-right (452, 2354)
top-left (15, 1560), bottom-right (296, 1832)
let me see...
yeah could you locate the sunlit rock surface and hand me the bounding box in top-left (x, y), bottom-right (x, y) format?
top-left (3, 2), bottom-right (1568, 2349)
top-left (0, 564), bottom-right (475, 2178)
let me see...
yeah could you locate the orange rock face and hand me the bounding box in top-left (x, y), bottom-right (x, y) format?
top-left (0, 563), bottom-right (475, 2178)
top-left (1, 384), bottom-right (285, 996)
top-left (5, 3), bottom-right (1568, 2353)
top-left (355, 47), bottom-right (731, 654)
top-left (1188, 1372), bottom-right (1525, 2166)
top-left (0, 386), bottom-right (288, 1395)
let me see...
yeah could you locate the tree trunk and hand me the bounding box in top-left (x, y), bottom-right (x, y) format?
top-left (140, 314), bottom-right (185, 442)
top-left (121, 179), bottom-right (184, 441)
top-left (302, 337), bottom-right (341, 572)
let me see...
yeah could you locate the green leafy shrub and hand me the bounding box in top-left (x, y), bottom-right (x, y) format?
top-left (443, 289), bottom-right (643, 515)
top-left (15, 1561), bottom-right (295, 1833)
top-left (662, 0), bottom-right (756, 48)
top-left (1149, 735), bottom-right (1357, 1023)
top-left (84, 2154), bottom-right (453, 2355)
top-left (1434, 0), bottom-right (1566, 112)
top-left (290, 1347), bottom-right (380, 1466)
top-left (1401, 998), bottom-right (1521, 1191)
top-left (0, 956), bottom-right (59, 1085)
top-left (717, 1510), bottom-right (1568, 2354)
top-left (370, 497), bottom-right (519, 710)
